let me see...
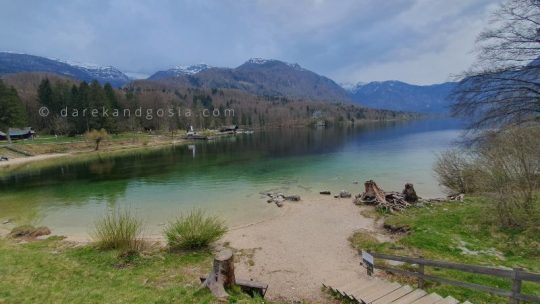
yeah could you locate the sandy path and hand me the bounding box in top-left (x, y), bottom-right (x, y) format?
top-left (222, 196), bottom-right (383, 302)
top-left (0, 153), bottom-right (68, 168)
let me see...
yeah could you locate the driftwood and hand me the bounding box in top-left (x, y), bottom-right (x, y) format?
top-left (354, 180), bottom-right (413, 212)
top-left (201, 249), bottom-right (236, 299)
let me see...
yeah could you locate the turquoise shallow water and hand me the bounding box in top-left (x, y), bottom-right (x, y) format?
top-left (0, 119), bottom-right (462, 236)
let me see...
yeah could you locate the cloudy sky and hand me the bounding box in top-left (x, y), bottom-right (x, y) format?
top-left (0, 0), bottom-right (501, 84)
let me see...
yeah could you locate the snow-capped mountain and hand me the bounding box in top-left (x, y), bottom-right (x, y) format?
top-left (344, 80), bottom-right (457, 113)
top-left (244, 58), bottom-right (304, 71)
top-left (339, 81), bottom-right (365, 92)
top-left (147, 58), bottom-right (350, 101)
top-left (148, 64), bottom-right (211, 80)
top-left (0, 52), bottom-right (131, 87)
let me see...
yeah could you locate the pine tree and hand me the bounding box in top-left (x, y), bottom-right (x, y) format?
top-left (38, 79), bottom-right (53, 109)
top-left (0, 80), bottom-right (28, 131)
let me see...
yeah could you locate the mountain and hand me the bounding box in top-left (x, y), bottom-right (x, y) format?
top-left (0, 52), bottom-right (131, 87)
top-left (346, 80), bottom-right (457, 113)
top-left (147, 58), bottom-right (351, 102)
top-left (148, 63), bottom-right (211, 80)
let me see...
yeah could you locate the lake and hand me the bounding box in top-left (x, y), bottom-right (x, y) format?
top-left (0, 119), bottom-right (462, 237)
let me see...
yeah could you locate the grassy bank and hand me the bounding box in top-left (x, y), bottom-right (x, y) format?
top-left (0, 132), bottom-right (188, 176)
top-left (0, 237), bottom-right (270, 304)
top-left (350, 198), bottom-right (540, 304)
top-left (12, 132), bottom-right (185, 155)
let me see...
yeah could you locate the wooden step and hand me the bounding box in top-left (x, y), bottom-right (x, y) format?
top-left (434, 296), bottom-right (459, 304)
top-left (341, 279), bottom-right (382, 300)
top-left (410, 293), bottom-right (444, 304)
top-left (390, 289), bottom-right (427, 304)
top-left (323, 274), bottom-right (364, 288)
top-left (361, 282), bottom-right (403, 303)
top-left (372, 285), bottom-right (414, 304)
top-left (348, 279), bottom-right (386, 299)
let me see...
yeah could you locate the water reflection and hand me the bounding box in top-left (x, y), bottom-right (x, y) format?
top-left (0, 119), bottom-right (462, 232)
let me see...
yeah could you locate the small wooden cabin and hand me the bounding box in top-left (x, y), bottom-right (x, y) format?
top-left (0, 128), bottom-right (35, 140)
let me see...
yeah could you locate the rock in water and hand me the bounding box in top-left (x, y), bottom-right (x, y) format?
top-left (320, 191), bottom-right (331, 195)
top-left (285, 195), bottom-right (301, 201)
top-left (339, 190), bottom-right (352, 198)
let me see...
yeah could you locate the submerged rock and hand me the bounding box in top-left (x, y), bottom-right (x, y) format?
top-left (285, 195), bottom-right (301, 201)
top-left (265, 192), bottom-right (301, 207)
top-left (320, 191), bottom-right (331, 195)
top-left (339, 190), bottom-right (352, 198)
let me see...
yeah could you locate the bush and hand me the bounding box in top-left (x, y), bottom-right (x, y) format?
top-left (165, 210), bottom-right (227, 250)
top-left (435, 125), bottom-right (540, 228)
top-left (92, 209), bottom-right (143, 251)
top-left (85, 128), bottom-right (110, 151)
top-left (475, 126), bottom-right (540, 227)
top-left (433, 149), bottom-right (480, 194)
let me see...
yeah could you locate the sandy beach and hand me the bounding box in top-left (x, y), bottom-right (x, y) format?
top-left (222, 195), bottom-right (386, 302)
top-left (0, 192), bottom-right (388, 302)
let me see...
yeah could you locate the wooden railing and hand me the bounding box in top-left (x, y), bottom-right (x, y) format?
top-left (363, 251), bottom-right (540, 304)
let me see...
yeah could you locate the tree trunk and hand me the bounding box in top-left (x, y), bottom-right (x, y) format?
top-left (356, 180), bottom-right (387, 205)
top-left (402, 183), bottom-right (418, 203)
top-left (202, 249), bottom-right (235, 299)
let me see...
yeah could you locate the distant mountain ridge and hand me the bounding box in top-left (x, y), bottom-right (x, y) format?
top-left (148, 58), bottom-right (350, 102)
top-left (1, 52), bottom-right (457, 112)
top-left (0, 52), bottom-right (131, 87)
top-left (344, 80), bottom-right (457, 113)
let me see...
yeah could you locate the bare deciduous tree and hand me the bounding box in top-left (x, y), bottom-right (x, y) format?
top-left (451, 0), bottom-right (540, 132)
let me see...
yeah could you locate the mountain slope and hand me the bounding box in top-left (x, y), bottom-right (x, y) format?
top-left (148, 64), bottom-right (211, 80)
top-left (0, 52), bottom-right (130, 87)
top-left (148, 58), bottom-right (350, 102)
top-left (347, 80), bottom-right (456, 113)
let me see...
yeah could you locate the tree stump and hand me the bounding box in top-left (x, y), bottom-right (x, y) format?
top-left (357, 180), bottom-right (387, 204)
top-left (354, 180), bottom-right (411, 212)
top-left (402, 183), bottom-right (418, 203)
top-left (201, 249), bottom-right (236, 299)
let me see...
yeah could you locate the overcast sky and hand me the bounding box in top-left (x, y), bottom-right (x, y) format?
top-left (0, 0), bottom-right (501, 84)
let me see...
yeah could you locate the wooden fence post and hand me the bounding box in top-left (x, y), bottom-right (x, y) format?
top-left (510, 268), bottom-right (522, 304)
top-left (418, 256), bottom-right (425, 289)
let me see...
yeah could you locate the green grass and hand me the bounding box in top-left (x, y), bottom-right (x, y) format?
top-left (165, 210), bottom-right (227, 250)
top-left (350, 198), bottom-right (540, 304)
top-left (0, 237), bottom-right (271, 304)
top-left (92, 209), bottom-right (143, 251)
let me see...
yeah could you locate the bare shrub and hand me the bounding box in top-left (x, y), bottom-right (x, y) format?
top-left (434, 149), bottom-right (479, 194)
top-left (85, 128), bottom-right (110, 151)
top-left (475, 126), bottom-right (540, 227)
top-left (435, 125), bottom-right (540, 228)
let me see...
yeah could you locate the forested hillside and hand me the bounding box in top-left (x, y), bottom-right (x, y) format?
top-left (0, 73), bottom-right (414, 135)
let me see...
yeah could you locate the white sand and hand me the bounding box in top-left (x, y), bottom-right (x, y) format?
top-left (222, 195), bottom-right (385, 302)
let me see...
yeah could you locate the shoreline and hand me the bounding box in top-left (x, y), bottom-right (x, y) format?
top-left (1, 195), bottom-right (388, 302)
top-left (0, 138), bottom-right (190, 175)
top-left (0, 153), bottom-right (69, 168)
